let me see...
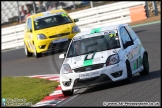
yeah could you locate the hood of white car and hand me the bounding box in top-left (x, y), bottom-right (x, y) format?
top-left (63, 48), bottom-right (120, 69)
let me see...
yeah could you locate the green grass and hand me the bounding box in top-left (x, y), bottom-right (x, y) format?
top-left (2, 76), bottom-right (60, 106)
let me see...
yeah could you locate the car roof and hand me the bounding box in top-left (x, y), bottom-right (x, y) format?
top-left (30, 9), bottom-right (67, 20)
top-left (74, 24), bottom-right (129, 38)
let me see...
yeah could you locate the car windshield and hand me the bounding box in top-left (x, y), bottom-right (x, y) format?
top-left (34, 13), bottom-right (73, 30)
top-left (67, 30), bottom-right (120, 58)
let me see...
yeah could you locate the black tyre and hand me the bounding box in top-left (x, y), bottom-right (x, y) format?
top-left (139, 54), bottom-right (149, 76)
top-left (124, 61), bottom-right (133, 83)
top-left (34, 44), bottom-right (42, 58)
top-left (24, 44), bottom-right (33, 57)
top-left (62, 89), bottom-right (73, 96)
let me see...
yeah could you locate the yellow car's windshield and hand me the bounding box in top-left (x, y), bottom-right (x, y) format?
top-left (34, 13), bottom-right (73, 30)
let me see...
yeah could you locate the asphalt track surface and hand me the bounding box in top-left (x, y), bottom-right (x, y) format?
top-left (2, 23), bottom-right (161, 106)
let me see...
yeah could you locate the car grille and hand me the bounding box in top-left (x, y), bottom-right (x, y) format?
top-left (49, 32), bottom-right (70, 38)
top-left (73, 63), bottom-right (105, 73)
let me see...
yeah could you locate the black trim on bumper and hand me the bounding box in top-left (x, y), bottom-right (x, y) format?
top-left (49, 32), bottom-right (70, 38)
top-left (73, 63), bottom-right (105, 73)
top-left (73, 74), bottom-right (113, 89)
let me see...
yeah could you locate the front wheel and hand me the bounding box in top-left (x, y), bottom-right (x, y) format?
top-left (139, 54), bottom-right (149, 76)
top-left (124, 61), bottom-right (133, 83)
top-left (34, 44), bottom-right (42, 58)
top-left (62, 89), bottom-right (73, 96)
top-left (24, 44), bottom-right (33, 57)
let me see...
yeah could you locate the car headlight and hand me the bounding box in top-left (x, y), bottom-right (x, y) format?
top-left (106, 54), bottom-right (119, 66)
top-left (37, 34), bottom-right (47, 40)
top-left (72, 26), bottom-right (80, 33)
top-left (61, 64), bottom-right (73, 74)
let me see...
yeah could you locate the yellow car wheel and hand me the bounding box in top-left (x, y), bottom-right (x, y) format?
top-left (34, 44), bottom-right (42, 58)
top-left (24, 43), bottom-right (33, 57)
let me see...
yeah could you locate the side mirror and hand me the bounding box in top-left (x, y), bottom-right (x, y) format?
top-left (115, 37), bottom-right (119, 40)
top-left (27, 28), bottom-right (32, 32)
top-left (59, 53), bottom-right (65, 59)
top-left (74, 19), bottom-right (79, 22)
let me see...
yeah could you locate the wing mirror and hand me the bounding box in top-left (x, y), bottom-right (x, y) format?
top-left (27, 28), bottom-right (32, 32)
top-left (115, 37), bottom-right (119, 40)
top-left (74, 19), bottom-right (79, 22)
top-left (59, 53), bottom-right (66, 59)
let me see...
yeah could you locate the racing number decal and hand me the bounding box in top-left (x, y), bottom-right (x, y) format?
top-left (83, 53), bottom-right (96, 66)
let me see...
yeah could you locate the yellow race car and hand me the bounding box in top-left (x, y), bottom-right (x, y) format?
top-left (24, 9), bottom-right (80, 58)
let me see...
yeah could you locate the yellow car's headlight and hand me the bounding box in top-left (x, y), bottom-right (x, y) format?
top-left (72, 26), bottom-right (80, 33)
top-left (37, 34), bottom-right (47, 40)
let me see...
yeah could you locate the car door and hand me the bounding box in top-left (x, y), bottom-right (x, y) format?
top-left (119, 26), bottom-right (135, 72)
top-left (24, 18), bottom-right (31, 51)
top-left (27, 18), bottom-right (34, 52)
top-left (125, 25), bottom-right (143, 74)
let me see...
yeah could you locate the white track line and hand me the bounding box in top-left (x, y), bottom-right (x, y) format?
top-left (56, 95), bottom-right (78, 107)
top-left (49, 90), bottom-right (63, 96)
top-left (28, 74), bottom-right (60, 78)
top-left (48, 78), bottom-right (60, 81)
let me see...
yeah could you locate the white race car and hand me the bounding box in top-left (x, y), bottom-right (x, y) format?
top-left (59, 24), bottom-right (149, 96)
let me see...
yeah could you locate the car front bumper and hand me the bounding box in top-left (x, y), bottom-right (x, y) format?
top-left (34, 33), bottom-right (77, 53)
top-left (60, 60), bottom-right (127, 91)
top-left (73, 74), bottom-right (113, 89)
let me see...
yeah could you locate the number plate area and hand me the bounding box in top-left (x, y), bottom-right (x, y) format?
top-left (53, 38), bottom-right (68, 43)
top-left (79, 71), bottom-right (100, 79)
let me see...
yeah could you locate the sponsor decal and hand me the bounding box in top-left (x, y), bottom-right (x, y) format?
top-left (79, 71), bottom-right (100, 79)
